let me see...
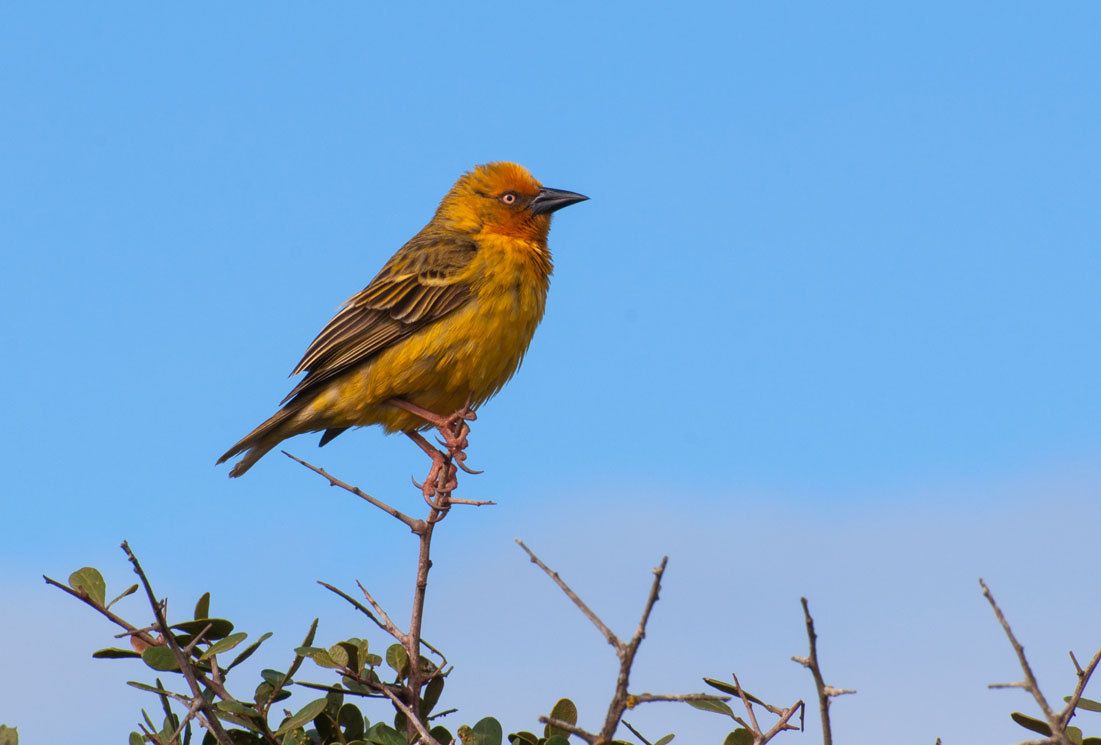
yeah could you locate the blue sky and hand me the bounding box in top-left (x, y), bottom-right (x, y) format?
top-left (2, 3), bottom-right (1100, 743)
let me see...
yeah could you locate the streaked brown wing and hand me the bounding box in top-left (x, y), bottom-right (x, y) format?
top-left (280, 233), bottom-right (477, 404)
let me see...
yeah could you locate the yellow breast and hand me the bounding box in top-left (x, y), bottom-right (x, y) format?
top-left (311, 231), bottom-right (552, 433)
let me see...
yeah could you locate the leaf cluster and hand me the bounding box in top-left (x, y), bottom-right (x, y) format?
top-left (1011, 697), bottom-right (1101, 745)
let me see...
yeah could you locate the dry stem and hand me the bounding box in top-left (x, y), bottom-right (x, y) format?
top-left (791, 597), bottom-right (854, 745)
top-left (518, 539), bottom-right (732, 743)
top-left (981, 579), bottom-right (1101, 745)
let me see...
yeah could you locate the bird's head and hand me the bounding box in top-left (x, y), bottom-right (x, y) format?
top-left (435, 162), bottom-right (588, 241)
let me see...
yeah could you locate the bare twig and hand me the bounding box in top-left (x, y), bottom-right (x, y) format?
top-left (122, 542), bottom-right (234, 745)
top-left (1060, 647), bottom-right (1101, 730)
top-left (518, 540), bottom-right (686, 742)
top-left (791, 597), bottom-right (854, 745)
top-left (980, 579), bottom-right (1086, 745)
top-left (42, 575), bottom-right (160, 650)
top-left (355, 580), bottom-right (407, 643)
top-left (537, 716), bottom-right (600, 744)
top-left (283, 451), bottom-right (423, 533)
top-left (515, 538), bottom-right (619, 646)
top-left (445, 496), bottom-right (496, 506)
top-left (620, 719), bottom-right (653, 745)
top-left (630, 692), bottom-right (730, 704)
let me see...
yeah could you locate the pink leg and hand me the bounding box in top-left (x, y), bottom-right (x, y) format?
top-left (389, 397), bottom-right (480, 474)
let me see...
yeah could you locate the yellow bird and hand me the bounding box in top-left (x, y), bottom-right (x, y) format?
top-left (218, 162), bottom-right (587, 478)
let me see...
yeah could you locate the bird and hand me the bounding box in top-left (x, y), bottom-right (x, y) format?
top-left (218, 162), bottom-right (587, 479)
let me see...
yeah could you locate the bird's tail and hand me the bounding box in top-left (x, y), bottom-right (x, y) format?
top-left (217, 404), bottom-right (304, 478)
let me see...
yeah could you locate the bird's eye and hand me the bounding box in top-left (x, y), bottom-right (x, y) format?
top-left (499, 192), bottom-right (517, 205)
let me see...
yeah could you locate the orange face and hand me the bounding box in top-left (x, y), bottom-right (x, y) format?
top-left (436, 162), bottom-right (587, 242)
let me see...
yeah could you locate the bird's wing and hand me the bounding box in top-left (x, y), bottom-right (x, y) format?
top-left (280, 233), bottom-right (477, 404)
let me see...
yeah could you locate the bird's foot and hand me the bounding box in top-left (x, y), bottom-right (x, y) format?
top-left (391, 396), bottom-right (481, 473)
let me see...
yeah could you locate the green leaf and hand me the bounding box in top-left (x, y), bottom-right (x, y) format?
top-left (544, 737), bottom-right (570, 745)
top-left (128, 733), bottom-right (142, 745)
top-left (1068, 696), bottom-right (1101, 713)
top-left (508, 732), bottom-right (539, 745)
top-left (93, 647), bottom-right (141, 659)
top-left (127, 681), bottom-right (177, 696)
top-left (0, 725), bottom-right (17, 745)
top-left (300, 619), bottom-right (319, 650)
top-left (286, 620), bottom-right (318, 682)
top-left (325, 688), bottom-right (345, 717)
top-left (170, 618), bottom-right (234, 641)
top-left (262, 669), bottom-right (288, 686)
top-left (335, 641), bottom-right (360, 672)
top-left (194, 592), bottom-right (210, 621)
top-left (214, 700), bottom-right (261, 719)
top-left (200, 632), bottom-right (248, 661)
top-left (68, 567), bottom-right (106, 607)
top-left (703, 678), bottom-right (766, 707)
top-left (339, 703), bottom-right (365, 739)
top-left (254, 680), bottom-right (293, 706)
top-left (1082, 739), bottom-right (1101, 745)
top-left (385, 644), bottom-right (409, 679)
top-left (141, 647), bottom-right (179, 671)
top-left (106, 583), bottom-right (139, 610)
top-left (654, 735), bottom-right (675, 745)
top-left (275, 698), bottom-right (329, 736)
top-left (1068, 726), bottom-right (1083, 745)
top-left (1011, 712), bottom-right (1052, 736)
top-left (363, 722), bottom-right (405, 745)
top-left (307, 650), bottom-right (341, 669)
top-left (429, 726), bottom-right (453, 745)
top-left (329, 644), bottom-right (350, 669)
top-left (422, 675), bottom-right (444, 717)
top-left (227, 631), bottom-right (272, 671)
top-left (473, 717), bottom-right (503, 745)
top-left (544, 698), bottom-right (578, 739)
top-left (281, 728), bottom-right (308, 745)
top-left (688, 699), bottom-right (735, 718)
top-left (723, 730), bottom-right (753, 745)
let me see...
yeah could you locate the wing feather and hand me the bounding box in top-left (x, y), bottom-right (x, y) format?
top-left (280, 233), bottom-right (477, 405)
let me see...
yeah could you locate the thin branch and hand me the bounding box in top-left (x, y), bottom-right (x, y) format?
top-left (122, 542), bottom-right (234, 745)
top-left (629, 692), bottom-right (730, 705)
top-left (620, 720), bottom-right (653, 745)
top-left (980, 579), bottom-right (1072, 745)
top-left (758, 700), bottom-right (806, 744)
top-left (376, 683), bottom-right (441, 745)
top-left (732, 671), bottom-right (762, 734)
top-left (283, 451), bottom-right (423, 532)
top-left (356, 579), bottom-right (407, 644)
top-left (43, 575), bottom-right (161, 650)
top-left (792, 597), bottom-right (853, 745)
top-left (514, 538), bottom-right (619, 647)
top-left (537, 716), bottom-right (599, 744)
top-left (516, 540), bottom-right (673, 743)
top-left (600, 557), bottom-right (669, 740)
top-left (1060, 646), bottom-right (1101, 729)
top-left (294, 680), bottom-right (388, 699)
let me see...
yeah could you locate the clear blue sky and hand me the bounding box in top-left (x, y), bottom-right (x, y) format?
top-left (3, 3), bottom-right (1100, 743)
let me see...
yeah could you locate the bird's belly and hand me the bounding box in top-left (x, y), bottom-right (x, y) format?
top-left (313, 288), bottom-right (544, 432)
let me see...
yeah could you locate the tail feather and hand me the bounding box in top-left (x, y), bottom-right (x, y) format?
top-left (217, 405), bottom-right (303, 478)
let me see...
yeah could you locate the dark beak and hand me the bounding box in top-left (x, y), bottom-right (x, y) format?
top-left (529, 187), bottom-right (589, 215)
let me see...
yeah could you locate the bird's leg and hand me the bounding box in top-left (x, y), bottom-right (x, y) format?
top-left (389, 397), bottom-right (479, 473)
top-left (404, 430), bottom-right (457, 501)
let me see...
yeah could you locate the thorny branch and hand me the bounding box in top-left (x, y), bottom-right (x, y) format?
top-left (517, 539), bottom-right (730, 744)
top-left (122, 541), bottom-right (235, 745)
top-left (791, 597), bottom-right (854, 745)
top-left (289, 403), bottom-right (490, 744)
top-left (981, 579), bottom-right (1101, 745)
